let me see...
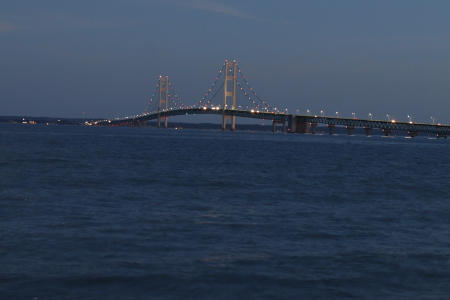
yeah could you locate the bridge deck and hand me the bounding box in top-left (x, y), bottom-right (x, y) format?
top-left (94, 108), bottom-right (450, 135)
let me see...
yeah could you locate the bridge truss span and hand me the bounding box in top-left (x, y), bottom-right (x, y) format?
top-left (290, 115), bottom-right (450, 137)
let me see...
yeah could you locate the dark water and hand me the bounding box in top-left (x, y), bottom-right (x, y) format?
top-left (1, 123), bottom-right (450, 299)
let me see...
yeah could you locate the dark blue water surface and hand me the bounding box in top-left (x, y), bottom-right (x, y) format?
top-left (1, 123), bottom-right (450, 299)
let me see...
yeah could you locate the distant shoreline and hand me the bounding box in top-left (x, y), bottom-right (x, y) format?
top-left (0, 116), bottom-right (104, 125)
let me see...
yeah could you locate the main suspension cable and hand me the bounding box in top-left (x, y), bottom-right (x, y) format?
top-left (168, 82), bottom-right (187, 109)
top-left (205, 82), bottom-right (224, 105)
top-left (143, 79), bottom-right (160, 114)
top-left (196, 63), bottom-right (226, 107)
top-left (236, 64), bottom-right (272, 111)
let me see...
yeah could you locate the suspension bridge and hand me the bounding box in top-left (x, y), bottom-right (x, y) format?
top-left (94, 60), bottom-right (450, 138)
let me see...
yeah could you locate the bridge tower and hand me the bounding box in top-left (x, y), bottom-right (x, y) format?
top-left (222, 61), bottom-right (237, 131)
top-left (157, 76), bottom-right (169, 129)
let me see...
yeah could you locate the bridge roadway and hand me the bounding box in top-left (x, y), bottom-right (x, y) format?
top-left (94, 108), bottom-right (450, 138)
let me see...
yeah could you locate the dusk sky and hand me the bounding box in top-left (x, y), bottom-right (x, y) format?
top-left (2, 0), bottom-right (450, 124)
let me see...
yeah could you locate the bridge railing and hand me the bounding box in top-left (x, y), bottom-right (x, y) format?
top-left (306, 116), bottom-right (450, 134)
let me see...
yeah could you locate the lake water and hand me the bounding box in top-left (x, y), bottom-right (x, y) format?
top-left (1, 123), bottom-right (450, 299)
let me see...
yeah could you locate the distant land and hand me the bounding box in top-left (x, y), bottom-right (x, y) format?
top-left (1, 116), bottom-right (438, 136)
top-left (0, 116), bottom-right (94, 125)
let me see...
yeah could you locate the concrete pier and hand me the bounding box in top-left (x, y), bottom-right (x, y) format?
top-left (288, 116), bottom-right (310, 133)
top-left (273, 120), bottom-right (286, 133)
top-left (346, 125), bottom-right (355, 135)
top-left (382, 129), bottom-right (393, 136)
top-left (408, 131), bottom-right (418, 138)
top-left (311, 123), bottom-right (318, 134)
top-left (364, 127), bottom-right (372, 136)
top-left (132, 120), bottom-right (145, 127)
top-left (157, 115), bottom-right (168, 129)
top-left (327, 124), bottom-right (336, 135)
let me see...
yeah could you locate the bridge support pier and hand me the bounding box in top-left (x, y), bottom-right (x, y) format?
top-left (272, 120), bottom-right (286, 133)
top-left (288, 116), bottom-right (310, 133)
top-left (311, 123), bottom-right (318, 134)
top-left (382, 129), bottom-right (393, 136)
top-left (346, 126), bottom-right (355, 135)
top-left (327, 124), bottom-right (336, 135)
top-left (364, 127), bottom-right (372, 136)
top-left (437, 133), bottom-right (448, 139)
top-left (157, 115), bottom-right (168, 129)
top-left (132, 119), bottom-right (145, 127)
top-left (222, 114), bottom-right (236, 131)
top-left (408, 131), bottom-right (418, 138)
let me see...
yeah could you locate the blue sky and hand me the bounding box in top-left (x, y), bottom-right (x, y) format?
top-left (2, 0), bottom-right (450, 124)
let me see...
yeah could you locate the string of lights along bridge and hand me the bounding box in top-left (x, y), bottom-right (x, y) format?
top-left (94, 60), bottom-right (450, 139)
